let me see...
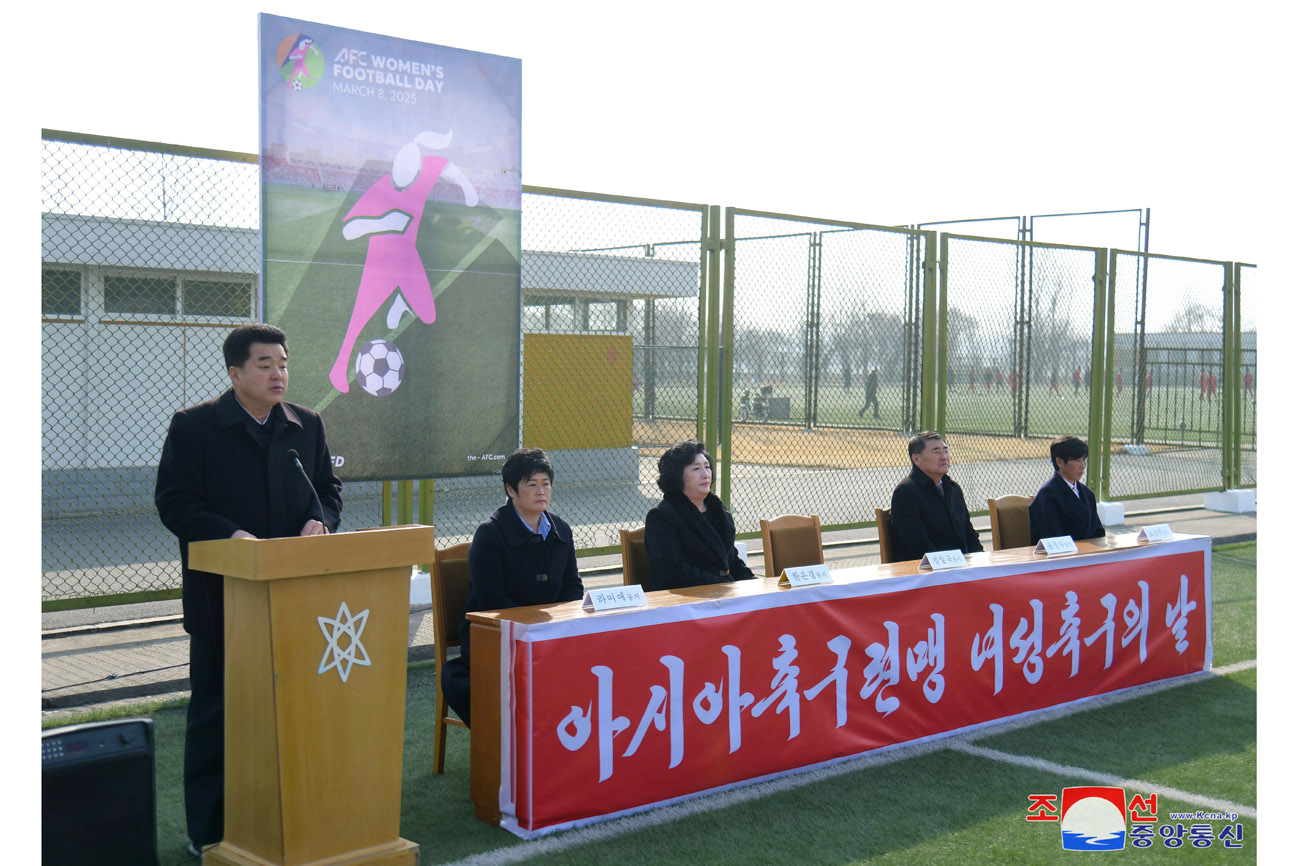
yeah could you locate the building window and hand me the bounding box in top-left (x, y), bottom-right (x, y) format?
top-left (99, 270), bottom-right (255, 320)
top-left (522, 295), bottom-right (578, 332)
top-left (183, 277), bottom-right (253, 318)
top-left (522, 301), bottom-right (549, 331)
top-left (585, 301), bottom-right (620, 332)
top-left (42, 268), bottom-right (82, 316)
top-left (105, 274), bottom-right (175, 315)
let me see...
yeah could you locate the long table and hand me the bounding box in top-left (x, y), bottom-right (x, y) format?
top-left (467, 533), bottom-right (1212, 838)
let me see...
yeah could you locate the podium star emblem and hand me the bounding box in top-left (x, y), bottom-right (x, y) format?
top-left (317, 602), bottom-right (372, 683)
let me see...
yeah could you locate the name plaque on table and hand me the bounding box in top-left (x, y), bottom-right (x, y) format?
top-left (582, 585), bottom-right (648, 612)
top-left (1035, 535), bottom-right (1079, 556)
top-left (778, 563), bottom-right (834, 587)
top-left (1137, 524), bottom-right (1173, 542)
top-left (919, 549), bottom-right (967, 570)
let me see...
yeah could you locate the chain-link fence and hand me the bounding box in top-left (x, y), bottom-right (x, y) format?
top-left (940, 235), bottom-right (1104, 512)
top-left (1107, 252), bottom-right (1231, 499)
top-left (422, 190), bottom-right (709, 553)
top-left (41, 132), bottom-right (709, 604)
top-left (723, 210), bottom-right (929, 534)
top-left (42, 134), bottom-right (261, 605)
top-left (40, 131), bottom-right (1258, 606)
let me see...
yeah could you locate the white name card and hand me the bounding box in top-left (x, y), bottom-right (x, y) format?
top-left (919, 549), bottom-right (967, 570)
top-left (1137, 524), bottom-right (1173, 542)
top-left (582, 585), bottom-right (648, 612)
top-left (778, 563), bottom-right (834, 587)
top-left (1034, 535), bottom-right (1078, 556)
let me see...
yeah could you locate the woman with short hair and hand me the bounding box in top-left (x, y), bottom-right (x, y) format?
top-left (441, 448), bottom-right (583, 726)
top-left (643, 440), bottom-right (755, 591)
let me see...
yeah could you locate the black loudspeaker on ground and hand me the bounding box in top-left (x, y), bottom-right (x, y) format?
top-left (42, 718), bottom-right (160, 866)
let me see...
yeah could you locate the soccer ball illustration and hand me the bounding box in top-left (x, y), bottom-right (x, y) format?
top-left (291, 78), bottom-right (304, 91)
top-left (354, 339), bottom-right (405, 397)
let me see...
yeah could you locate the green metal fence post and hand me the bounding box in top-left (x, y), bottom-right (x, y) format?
top-left (397, 479), bottom-right (414, 525)
top-left (701, 205), bottom-right (722, 451)
top-left (927, 231), bottom-right (943, 432)
top-left (1221, 261), bottom-right (1237, 490)
top-left (1087, 248), bottom-right (1109, 494)
top-left (1099, 250), bottom-right (1120, 500)
top-left (1232, 263), bottom-right (1245, 487)
top-left (805, 232), bottom-right (823, 429)
top-left (719, 207), bottom-right (736, 506)
top-left (418, 479), bottom-right (434, 570)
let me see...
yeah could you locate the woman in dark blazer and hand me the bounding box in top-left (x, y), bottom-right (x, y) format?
top-left (643, 440), bottom-right (755, 591)
top-left (1028, 435), bottom-right (1107, 544)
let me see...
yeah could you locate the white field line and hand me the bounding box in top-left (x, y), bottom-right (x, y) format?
top-left (430, 659), bottom-right (1256, 866)
top-left (948, 740), bottom-right (1257, 820)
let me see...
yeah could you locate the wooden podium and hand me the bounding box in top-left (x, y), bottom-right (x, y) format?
top-left (188, 525), bottom-right (433, 866)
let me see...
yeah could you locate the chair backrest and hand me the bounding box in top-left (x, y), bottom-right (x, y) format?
top-left (875, 508), bottom-right (896, 564)
top-left (760, 514), bottom-right (823, 578)
top-left (619, 527), bottom-right (651, 587)
top-left (987, 495), bottom-right (1033, 550)
top-left (431, 542), bottom-right (472, 658)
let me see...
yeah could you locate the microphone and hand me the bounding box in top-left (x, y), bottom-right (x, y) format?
top-left (287, 449), bottom-right (327, 532)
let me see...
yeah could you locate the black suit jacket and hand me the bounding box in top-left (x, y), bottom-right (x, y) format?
top-left (155, 389), bottom-right (342, 643)
top-left (643, 491), bottom-right (755, 591)
top-left (1028, 473), bottom-right (1105, 544)
top-left (456, 502), bottom-right (585, 661)
top-left (889, 465), bottom-right (983, 562)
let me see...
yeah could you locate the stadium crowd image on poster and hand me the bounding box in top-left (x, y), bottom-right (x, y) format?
top-left (260, 14), bottom-right (522, 480)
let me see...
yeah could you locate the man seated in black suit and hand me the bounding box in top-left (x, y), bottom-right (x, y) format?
top-left (889, 431), bottom-right (983, 561)
top-left (1028, 435), bottom-right (1106, 544)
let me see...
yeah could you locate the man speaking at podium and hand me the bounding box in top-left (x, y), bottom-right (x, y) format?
top-left (155, 324), bottom-right (342, 857)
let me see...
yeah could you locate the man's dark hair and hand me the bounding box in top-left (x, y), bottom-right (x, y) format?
top-left (223, 324), bottom-right (288, 369)
top-left (501, 448), bottom-right (554, 494)
top-left (1049, 435), bottom-right (1089, 470)
top-left (656, 439), bottom-right (710, 494)
top-left (907, 431), bottom-right (946, 458)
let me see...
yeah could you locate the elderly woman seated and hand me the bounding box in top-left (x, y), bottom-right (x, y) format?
top-left (643, 439), bottom-right (756, 591)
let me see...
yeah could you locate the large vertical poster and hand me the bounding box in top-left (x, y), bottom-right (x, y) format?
top-left (259, 14), bottom-right (521, 480)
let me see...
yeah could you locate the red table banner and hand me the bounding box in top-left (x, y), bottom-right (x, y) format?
top-left (495, 537), bottom-right (1211, 837)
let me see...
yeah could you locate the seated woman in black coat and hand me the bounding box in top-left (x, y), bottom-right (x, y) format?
top-left (1028, 435), bottom-right (1107, 544)
top-left (441, 448), bottom-right (584, 726)
top-left (643, 440), bottom-right (756, 591)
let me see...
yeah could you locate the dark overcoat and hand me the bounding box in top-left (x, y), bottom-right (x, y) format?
top-left (643, 491), bottom-right (756, 591)
top-left (456, 502), bottom-right (585, 652)
top-left (154, 386), bottom-right (340, 845)
top-left (155, 388), bottom-right (342, 643)
top-left (889, 465), bottom-right (983, 561)
top-left (443, 502), bottom-right (583, 726)
top-left (1028, 473), bottom-right (1105, 544)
